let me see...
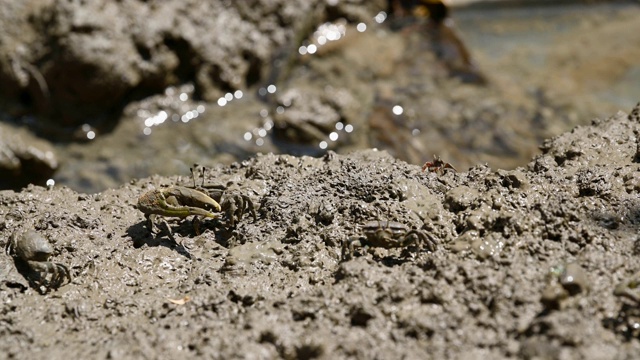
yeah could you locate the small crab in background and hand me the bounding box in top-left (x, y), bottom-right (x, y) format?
top-left (6, 229), bottom-right (72, 291)
top-left (422, 154), bottom-right (456, 175)
top-left (342, 220), bottom-right (437, 261)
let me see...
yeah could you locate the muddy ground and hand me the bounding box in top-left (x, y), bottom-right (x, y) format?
top-left (1, 0), bottom-right (640, 359)
top-left (1, 104), bottom-right (639, 359)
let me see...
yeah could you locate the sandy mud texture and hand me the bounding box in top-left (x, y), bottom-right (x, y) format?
top-left (1, 104), bottom-right (639, 359)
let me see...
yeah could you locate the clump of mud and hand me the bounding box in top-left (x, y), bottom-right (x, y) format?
top-left (0, 105), bottom-right (639, 358)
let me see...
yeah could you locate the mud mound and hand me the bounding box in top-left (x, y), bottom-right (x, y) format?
top-left (1, 105), bottom-right (639, 358)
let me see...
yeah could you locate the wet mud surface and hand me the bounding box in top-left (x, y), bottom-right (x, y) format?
top-left (1, 105), bottom-right (639, 359)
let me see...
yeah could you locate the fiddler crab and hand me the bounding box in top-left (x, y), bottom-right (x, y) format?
top-left (422, 155), bottom-right (456, 175)
top-left (5, 229), bottom-right (72, 290)
top-left (342, 220), bottom-right (437, 261)
top-left (137, 185), bottom-right (222, 239)
top-left (136, 166), bottom-right (257, 239)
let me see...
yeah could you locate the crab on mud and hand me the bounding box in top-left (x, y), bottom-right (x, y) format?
top-left (5, 229), bottom-right (72, 290)
top-left (342, 220), bottom-right (437, 261)
top-left (190, 166), bottom-right (258, 228)
top-left (137, 186), bottom-right (222, 239)
top-left (422, 155), bottom-right (456, 175)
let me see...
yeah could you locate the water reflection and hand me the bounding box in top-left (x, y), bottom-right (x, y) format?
top-left (374, 11), bottom-right (388, 24)
top-left (298, 19), bottom-right (349, 57)
top-left (244, 112), bottom-right (273, 148)
top-left (80, 124), bottom-right (97, 140)
top-left (258, 85), bottom-right (277, 97)
top-left (134, 83), bottom-right (248, 135)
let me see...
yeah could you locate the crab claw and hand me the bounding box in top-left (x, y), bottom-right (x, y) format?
top-left (165, 186), bottom-right (222, 211)
top-left (137, 186), bottom-right (222, 219)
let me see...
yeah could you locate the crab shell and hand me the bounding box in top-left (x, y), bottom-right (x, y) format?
top-left (137, 186), bottom-right (221, 218)
top-left (7, 230), bottom-right (54, 262)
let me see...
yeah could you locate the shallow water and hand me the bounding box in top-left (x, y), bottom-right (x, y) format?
top-left (455, 1), bottom-right (640, 113)
top-left (52, 1), bottom-right (640, 193)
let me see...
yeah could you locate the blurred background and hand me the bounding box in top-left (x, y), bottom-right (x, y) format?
top-left (0, 0), bottom-right (638, 193)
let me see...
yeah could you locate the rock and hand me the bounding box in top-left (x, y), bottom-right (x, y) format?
top-left (0, 122), bottom-right (58, 189)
